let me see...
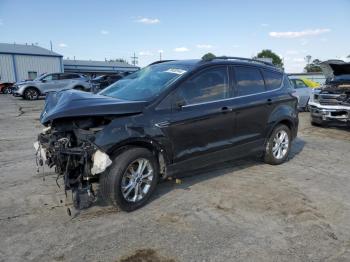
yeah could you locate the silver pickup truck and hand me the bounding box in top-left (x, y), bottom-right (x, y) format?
top-left (309, 60), bottom-right (350, 126)
top-left (13, 72), bottom-right (91, 100)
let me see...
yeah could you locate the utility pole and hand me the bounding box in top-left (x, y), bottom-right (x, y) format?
top-left (50, 40), bottom-right (53, 51)
top-left (130, 52), bottom-right (138, 66)
top-left (159, 51), bottom-right (162, 61)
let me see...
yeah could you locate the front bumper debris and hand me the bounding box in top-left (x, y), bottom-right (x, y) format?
top-left (309, 101), bottom-right (350, 124)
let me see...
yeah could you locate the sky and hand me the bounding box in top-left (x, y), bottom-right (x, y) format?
top-left (0, 0), bottom-right (349, 72)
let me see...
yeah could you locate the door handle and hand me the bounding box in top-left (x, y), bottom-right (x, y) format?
top-left (221, 106), bottom-right (232, 113)
top-left (267, 98), bottom-right (273, 105)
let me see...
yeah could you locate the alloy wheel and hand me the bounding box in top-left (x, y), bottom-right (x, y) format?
top-left (272, 130), bottom-right (289, 159)
top-left (121, 158), bottom-right (154, 202)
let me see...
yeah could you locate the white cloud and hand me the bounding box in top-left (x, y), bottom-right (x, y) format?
top-left (58, 43), bottom-right (67, 48)
top-left (136, 17), bottom-right (160, 24)
top-left (174, 47), bottom-right (189, 52)
top-left (269, 28), bottom-right (331, 38)
top-left (261, 23), bottom-right (269, 27)
top-left (139, 51), bottom-right (153, 56)
top-left (158, 49), bottom-right (164, 53)
top-left (196, 44), bottom-right (212, 49)
top-left (293, 58), bottom-right (305, 62)
top-left (286, 50), bottom-right (299, 55)
top-left (300, 39), bottom-right (309, 46)
top-left (100, 30), bottom-right (109, 35)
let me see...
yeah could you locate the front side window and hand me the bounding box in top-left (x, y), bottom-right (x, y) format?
top-left (234, 67), bottom-right (265, 96)
top-left (262, 70), bottom-right (283, 90)
top-left (42, 74), bottom-right (58, 81)
top-left (28, 71), bottom-right (37, 80)
top-left (175, 66), bottom-right (229, 105)
top-left (100, 63), bottom-right (191, 101)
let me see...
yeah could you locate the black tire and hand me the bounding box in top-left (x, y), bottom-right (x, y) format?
top-left (23, 87), bottom-right (39, 100)
top-left (264, 124), bottom-right (291, 165)
top-left (99, 147), bottom-right (159, 211)
top-left (74, 86), bottom-right (84, 91)
top-left (2, 87), bottom-right (10, 94)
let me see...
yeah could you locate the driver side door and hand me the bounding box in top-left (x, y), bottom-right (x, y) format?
top-left (164, 66), bottom-right (237, 164)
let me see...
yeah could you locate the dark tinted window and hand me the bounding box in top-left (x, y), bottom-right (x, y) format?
top-left (235, 67), bottom-right (265, 96)
top-left (263, 70), bottom-right (283, 90)
top-left (60, 73), bottom-right (81, 80)
top-left (176, 66), bottom-right (229, 105)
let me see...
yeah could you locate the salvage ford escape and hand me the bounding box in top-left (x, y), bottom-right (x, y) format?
top-left (35, 57), bottom-right (298, 211)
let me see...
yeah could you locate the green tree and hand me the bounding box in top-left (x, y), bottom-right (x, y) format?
top-left (304, 59), bottom-right (322, 73)
top-left (202, 53), bottom-right (216, 61)
top-left (255, 49), bottom-right (283, 68)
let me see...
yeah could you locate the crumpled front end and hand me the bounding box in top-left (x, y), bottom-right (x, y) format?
top-left (309, 85), bottom-right (350, 125)
top-left (35, 117), bottom-right (113, 210)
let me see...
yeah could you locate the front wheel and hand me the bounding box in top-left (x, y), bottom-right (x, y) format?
top-left (23, 87), bottom-right (39, 100)
top-left (264, 124), bottom-right (291, 165)
top-left (99, 147), bottom-right (159, 211)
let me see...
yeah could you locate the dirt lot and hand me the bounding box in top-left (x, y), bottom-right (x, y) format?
top-left (1, 95), bottom-right (350, 262)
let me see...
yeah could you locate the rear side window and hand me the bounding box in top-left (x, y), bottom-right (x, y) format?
top-left (262, 70), bottom-right (283, 90)
top-left (234, 67), bottom-right (265, 96)
top-left (60, 74), bottom-right (81, 80)
top-left (176, 66), bottom-right (229, 105)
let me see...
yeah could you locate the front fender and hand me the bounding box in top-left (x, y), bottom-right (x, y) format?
top-left (93, 116), bottom-right (172, 163)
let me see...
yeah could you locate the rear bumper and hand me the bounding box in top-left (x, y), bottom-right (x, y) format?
top-left (309, 102), bottom-right (350, 125)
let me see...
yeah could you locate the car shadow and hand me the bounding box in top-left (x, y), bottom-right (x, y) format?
top-left (151, 137), bottom-right (306, 203)
top-left (88, 138), bottom-right (305, 213)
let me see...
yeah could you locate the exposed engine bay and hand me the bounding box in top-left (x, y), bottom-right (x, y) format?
top-left (309, 60), bottom-right (350, 124)
top-left (35, 117), bottom-right (113, 210)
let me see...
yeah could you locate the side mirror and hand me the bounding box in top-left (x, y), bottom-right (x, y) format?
top-left (41, 79), bottom-right (46, 83)
top-left (175, 99), bottom-right (185, 110)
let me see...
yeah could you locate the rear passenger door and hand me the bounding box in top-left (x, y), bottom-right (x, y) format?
top-left (231, 66), bottom-right (282, 150)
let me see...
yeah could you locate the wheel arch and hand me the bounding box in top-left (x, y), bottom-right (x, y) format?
top-left (107, 138), bottom-right (171, 177)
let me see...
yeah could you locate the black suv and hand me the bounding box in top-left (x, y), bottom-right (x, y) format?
top-left (36, 57), bottom-right (298, 211)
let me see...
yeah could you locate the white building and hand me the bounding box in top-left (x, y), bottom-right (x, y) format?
top-left (0, 43), bottom-right (63, 83)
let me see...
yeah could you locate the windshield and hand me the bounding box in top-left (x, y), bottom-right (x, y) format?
top-left (99, 63), bottom-right (191, 101)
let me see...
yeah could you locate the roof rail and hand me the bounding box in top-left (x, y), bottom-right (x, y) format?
top-left (148, 60), bottom-right (177, 66)
top-left (211, 56), bottom-right (275, 67)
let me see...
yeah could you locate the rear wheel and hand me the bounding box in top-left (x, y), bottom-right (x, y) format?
top-left (24, 87), bottom-right (39, 100)
top-left (99, 147), bottom-right (159, 211)
top-left (264, 124), bottom-right (291, 165)
top-left (3, 87), bottom-right (11, 94)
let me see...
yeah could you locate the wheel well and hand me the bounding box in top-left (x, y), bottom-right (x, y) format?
top-left (110, 141), bottom-right (168, 177)
top-left (278, 119), bottom-right (293, 132)
top-left (25, 86), bottom-right (40, 94)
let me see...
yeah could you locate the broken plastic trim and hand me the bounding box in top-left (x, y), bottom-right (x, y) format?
top-left (91, 150), bottom-right (112, 175)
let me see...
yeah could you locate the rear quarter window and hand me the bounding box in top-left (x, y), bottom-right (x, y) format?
top-left (262, 70), bottom-right (283, 90)
top-left (234, 66), bottom-right (265, 96)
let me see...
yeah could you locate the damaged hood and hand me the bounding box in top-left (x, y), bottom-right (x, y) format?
top-left (40, 90), bottom-right (148, 124)
top-left (320, 60), bottom-right (350, 80)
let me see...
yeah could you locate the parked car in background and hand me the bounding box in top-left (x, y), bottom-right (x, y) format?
top-left (0, 82), bottom-right (14, 94)
top-left (36, 57), bottom-right (298, 211)
top-left (309, 60), bottom-right (350, 126)
top-left (90, 74), bottom-right (124, 93)
top-left (13, 73), bottom-right (91, 100)
top-left (289, 78), bottom-right (313, 111)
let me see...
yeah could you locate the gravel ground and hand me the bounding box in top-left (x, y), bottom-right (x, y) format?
top-left (1, 94), bottom-right (350, 262)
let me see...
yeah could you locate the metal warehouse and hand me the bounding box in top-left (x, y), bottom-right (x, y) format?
top-left (63, 59), bottom-right (139, 77)
top-left (0, 43), bottom-right (63, 83)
